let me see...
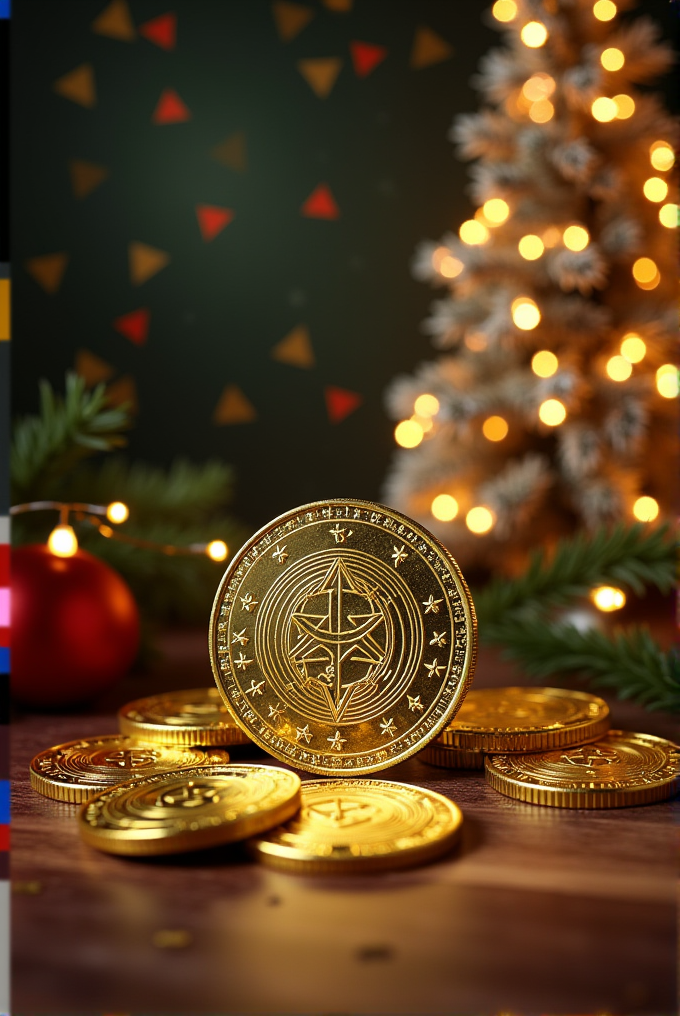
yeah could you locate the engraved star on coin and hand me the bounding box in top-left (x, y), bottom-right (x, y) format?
top-left (231, 629), bottom-right (249, 646)
top-left (424, 658), bottom-right (445, 679)
top-left (329, 524), bottom-right (352, 543)
top-left (423, 594), bottom-right (444, 614)
top-left (328, 730), bottom-right (347, 751)
top-left (380, 717), bottom-right (397, 737)
top-left (241, 593), bottom-right (258, 612)
top-left (391, 545), bottom-right (408, 567)
top-left (407, 695), bottom-right (424, 713)
top-left (234, 652), bottom-right (253, 671)
top-left (272, 545), bottom-right (289, 564)
top-left (296, 724), bottom-right (313, 743)
top-left (246, 680), bottom-right (265, 696)
top-left (268, 702), bottom-right (285, 722)
top-left (430, 631), bottom-right (447, 647)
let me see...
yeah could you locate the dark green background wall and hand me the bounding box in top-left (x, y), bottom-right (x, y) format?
top-left (11, 0), bottom-right (676, 530)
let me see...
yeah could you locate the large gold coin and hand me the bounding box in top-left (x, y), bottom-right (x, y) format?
top-left (485, 730), bottom-right (680, 808)
top-left (250, 778), bottom-right (463, 873)
top-left (79, 763), bottom-right (302, 856)
top-left (436, 687), bottom-right (610, 753)
top-left (118, 687), bottom-right (251, 746)
top-left (30, 735), bottom-right (230, 804)
top-left (209, 499), bottom-right (477, 775)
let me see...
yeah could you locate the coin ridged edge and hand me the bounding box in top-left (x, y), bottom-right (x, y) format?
top-left (29, 768), bottom-right (96, 804)
top-left (439, 712), bottom-right (610, 753)
top-left (117, 714), bottom-right (251, 747)
top-left (419, 744), bottom-right (485, 770)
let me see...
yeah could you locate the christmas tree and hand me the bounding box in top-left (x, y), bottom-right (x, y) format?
top-left (384, 0), bottom-right (677, 574)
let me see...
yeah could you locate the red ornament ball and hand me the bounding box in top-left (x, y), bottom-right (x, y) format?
top-left (11, 544), bottom-right (140, 708)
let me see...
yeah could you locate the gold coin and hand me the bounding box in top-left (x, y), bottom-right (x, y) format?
top-left (420, 743), bottom-right (485, 769)
top-left (250, 778), bottom-right (463, 873)
top-left (30, 735), bottom-right (231, 804)
top-left (78, 763), bottom-right (302, 856)
top-left (485, 730), bottom-right (680, 808)
top-left (209, 499), bottom-right (477, 775)
top-left (436, 687), bottom-right (610, 753)
top-left (118, 687), bottom-right (251, 746)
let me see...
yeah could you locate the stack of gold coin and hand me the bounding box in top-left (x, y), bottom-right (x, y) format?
top-left (118, 687), bottom-right (251, 747)
top-left (420, 687), bottom-right (610, 770)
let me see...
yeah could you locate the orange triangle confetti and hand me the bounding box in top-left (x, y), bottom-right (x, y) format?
top-left (196, 205), bottom-right (234, 242)
top-left (75, 349), bottom-right (115, 388)
top-left (128, 242), bottom-right (170, 285)
top-left (91, 0), bottom-right (136, 41)
top-left (325, 385), bottom-right (362, 423)
top-left (213, 384), bottom-right (257, 425)
top-left (211, 132), bottom-right (247, 172)
top-left (53, 64), bottom-right (96, 108)
top-left (113, 307), bottom-right (150, 344)
top-left (272, 325), bottom-right (315, 369)
top-left (410, 26), bottom-right (453, 69)
top-left (152, 88), bottom-right (191, 124)
top-left (272, 2), bottom-right (314, 42)
top-left (106, 375), bottom-right (138, 413)
top-left (69, 159), bottom-right (109, 198)
top-left (350, 40), bottom-right (387, 77)
top-left (297, 57), bottom-right (342, 98)
top-left (322, 0), bottom-right (352, 9)
top-left (25, 253), bottom-right (69, 294)
top-left (301, 183), bottom-right (340, 219)
top-left (139, 12), bottom-right (177, 50)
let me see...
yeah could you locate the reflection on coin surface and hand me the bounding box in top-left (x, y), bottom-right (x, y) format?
top-left (250, 778), bottom-right (463, 873)
top-left (30, 735), bottom-right (231, 804)
top-left (209, 499), bottom-right (477, 775)
top-left (118, 687), bottom-right (251, 746)
top-left (436, 687), bottom-right (609, 753)
top-left (420, 743), bottom-right (485, 769)
top-left (79, 763), bottom-right (302, 855)
top-left (485, 730), bottom-right (680, 808)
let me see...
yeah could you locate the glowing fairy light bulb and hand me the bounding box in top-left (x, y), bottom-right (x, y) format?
top-left (529, 99), bottom-right (554, 123)
top-left (531, 350), bottom-right (558, 377)
top-left (511, 297), bottom-right (541, 330)
top-left (492, 0), bottom-right (517, 21)
top-left (593, 1), bottom-right (617, 21)
top-left (591, 586), bottom-right (625, 611)
top-left (613, 94), bottom-right (635, 119)
top-left (520, 21), bottom-right (548, 48)
top-left (620, 334), bottom-right (646, 363)
top-left (600, 48), bottom-right (624, 71)
top-left (563, 225), bottom-right (589, 251)
top-left (106, 501), bottom-right (129, 524)
top-left (440, 256), bottom-right (463, 278)
top-left (431, 494), bottom-right (459, 522)
top-left (659, 203), bottom-right (678, 228)
top-left (395, 420), bottom-right (424, 448)
top-left (206, 540), bottom-right (228, 562)
top-left (482, 416), bottom-right (509, 441)
top-left (414, 394), bottom-right (440, 418)
top-left (459, 220), bottom-right (489, 245)
top-left (633, 496), bottom-right (659, 522)
top-left (483, 198), bottom-right (510, 225)
top-left (518, 235), bottom-right (544, 260)
top-left (632, 258), bottom-right (660, 290)
top-left (591, 97), bottom-right (617, 122)
top-left (656, 365), bottom-right (679, 399)
top-left (522, 74), bottom-right (555, 102)
top-left (606, 355), bottom-right (633, 381)
top-left (650, 142), bottom-right (675, 172)
top-left (48, 524), bottom-right (78, 558)
top-left (643, 177), bottom-right (668, 203)
top-left (466, 507), bottom-right (495, 534)
top-left (538, 399), bottom-right (566, 426)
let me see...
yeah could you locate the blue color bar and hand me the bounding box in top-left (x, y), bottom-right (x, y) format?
top-left (0, 2), bottom-right (9, 20)
top-left (0, 783), bottom-right (7, 824)
top-left (0, 650), bottom-right (7, 675)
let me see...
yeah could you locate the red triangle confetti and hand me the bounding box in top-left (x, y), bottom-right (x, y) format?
top-left (113, 307), bottom-right (150, 345)
top-left (301, 184), bottom-right (340, 220)
top-left (325, 385), bottom-right (362, 423)
top-left (139, 12), bottom-right (177, 50)
top-left (196, 204), bottom-right (234, 242)
top-left (350, 40), bottom-right (387, 78)
top-left (152, 88), bottom-right (191, 124)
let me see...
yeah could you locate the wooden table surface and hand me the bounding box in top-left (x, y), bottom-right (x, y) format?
top-left (11, 633), bottom-right (679, 1016)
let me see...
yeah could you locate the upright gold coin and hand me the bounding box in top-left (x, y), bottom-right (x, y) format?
top-left (118, 687), bottom-right (251, 746)
top-left (79, 763), bottom-right (302, 856)
top-left (436, 687), bottom-right (610, 753)
top-left (250, 778), bottom-right (463, 873)
top-left (30, 735), bottom-right (231, 804)
top-left (485, 730), bottom-right (680, 808)
top-left (209, 499), bottom-right (477, 775)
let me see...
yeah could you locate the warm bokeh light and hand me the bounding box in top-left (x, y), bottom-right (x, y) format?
top-left (606, 355), bottom-right (633, 382)
top-left (659, 203), bottom-right (678, 228)
top-left (492, 0), bottom-right (517, 21)
top-left (518, 234), bottom-right (545, 260)
top-left (483, 198), bottom-right (510, 224)
top-left (531, 350), bottom-right (558, 377)
top-left (459, 219), bottom-right (489, 245)
top-left (206, 540), bottom-right (228, 562)
top-left (440, 255), bottom-right (464, 278)
top-left (414, 393), bottom-right (440, 417)
top-left (466, 506), bottom-right (495, 534)
top-left (395, 419), bottom-right (424, 448)
top-left (106, 501), bottom-right (129, 524)
top-left (511, 297), bottom-right (541, 330)
top-left (542, 226), bottom-right (561, 248)
top-left (643, 177), bottom-right (668, 203)
top-left (591, 97), bottom-right (617, 122)
top-left (591, 586), bottom-right (626, 611)
top-left (482, 415), bottom-right (509, 441)
top-left (522, 73), bottom-right (555, 102)
top-left (538, 399), bottom-right (567, 426)
top-left (431, 494), bottom-right (459, 522)
top-left (600, 47), bottom-right (624, 71)
top-left (431, 246), bottom-right (450, 271)
top-left (656, 364), bottom-right (679, 399)
top-left (465, 332), bottom-right (488, 352)
top-left (620, 334), bottom-right (646, 363)
top-left (632, 257), bottom-right (658, 284)
top-left (520, 21), bottom-right (548, 47)
top-left (593, 0), bottom-right (617, 21)
top-left (633, 496), bottom-right (659, 522)
top-left (529, 99), bottom-right (554, 123)
top-left (613, 94), bottom-right (635, 119)
top-left (563, 225), bottom-right (589, 251)
top-left (650, 142), bottom-right (675, 171)
top-left (48, 524), bottom-right (78, 558)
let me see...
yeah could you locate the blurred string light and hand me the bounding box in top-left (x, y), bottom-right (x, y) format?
top-left (482, 416), bottom-right (509, 441)
top-left (632, 257), bottom-right (660, 290)
top-left (529, 98), bottom-right (554, 123)
top-left (591, 97), bottom-right (617, 122)
top-left (414, 393), bottom-right (440, 417)
top-left (518, 234), bottom-right (544, 260)
top-left (394, 419), bottom-right (423, 448)
top-left (563, 225), bottom-right (589, 251)
top-left (465, 332), bottom-right (488, 351)
top-left (431, 494), bottom-right (459, 521)
top-left (511, 297), bottom-right (541, 330)
top-left (483, 198), bottom-right (510, 224)
top-left (522, 74), bottom-right (555, 102)
top-left (593, 1), bottom-right (617, 21)
top-left (620, 333), bottom-right (646, 363)
top-left (460, 219), bottom-right (489, 245)
top-left (606, 355), bottom-right (633, 381)
top-left (47, 524), bottom-right (78, 559)
top-left (656, 365), bottom-right (679, 399)
top-left (531, 350), bottom-right (558, 377)
top-left (492, 0), bottom-right (517, 21)
top-left (538, 399), bottom-right (566, 426)
top-left (633, 496), bottom-right (659, 522)
top-left (659, 203), bottom-right (678, 228)
top-left (431, 246), bottom-right (464, 279)
top-left (600, 47), bottom-right (624, 71)
top-left (520, 21), bottom-right (548, 48)
top-left (613, 94), bottom-right (635, 119)
top-left (466, 506), bottom-right (495, 534)
top-left (591, 586), bottom-right (625, 611)
top-left (542, 226), bottom-right (561, 248)
top-left (649, 141), bottom-right (675, 171)
top-left (643, 177), bottom-right (668, 202)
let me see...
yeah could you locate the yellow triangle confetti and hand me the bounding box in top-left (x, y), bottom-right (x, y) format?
top-left (25, 253), bottom-right (69, 294)
top-left (322, 0), bottom-right (353, 10)
top-left (69, 159), bottom-right (109, 198)
top-left (75, 349), bottom-right (115, 388)
top-left (0, 280), bottom-right (10, 341)
top-left (211, 132), bottom-right (247, 172)
top-left (297, 57), bottom-right (342, 98)
top-left (53, 64), bottom-right (97, 108)
top-left (91, 0), bottom-right (136, 41)
top-left (213, 384), bottom-right (257, 425)
top-left (272, 1), bottom-right (314, 42)
top-left (106, 375), bottom-right (138, 412)
top-left (271, 324), bottom-right (315, 369)
top-left (128, 242), bottom-right (170, 285)
top-left (410, 26), bottom-right (453, 69)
